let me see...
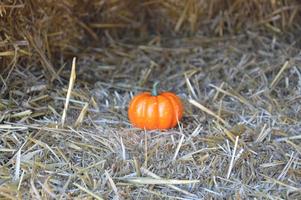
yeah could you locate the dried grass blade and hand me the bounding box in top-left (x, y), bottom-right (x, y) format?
top-left (270, 60), bottom-right (290, 89)
top-left (105, 170), bottom-right (120, 199)
top-left (179, 147), bottom-right (219, 161)
top-left (214, 121), bottom-right (235, 143)
top-left (10, 110), bottom-right (32, 119)
top-left (260, 173), bottom-right (300, 191)
top-left (74, 102), bottom-right (89, 128)
top-left (175, 1), bottom-right (189, 32)
top-left (141, 167), bottom-right (197, 197)
top-left (209, 84), bottom-right (251, 107)
top-left (62, 57), bottom-right (77, 126)
top-left (227, 136), bottom-right (239, 179)
top-left (117, 177), bottom-right (199, 185)
top-left (185, 74), bottom-right (198, 99)
top-left (255, 124), bottom-right (270, 143)
top-left (172, 134), bottom-right (185, 161)
top-left (189, 99), bottom-right (226, 125)
top-left (13, 149), bottom-right (21, 181)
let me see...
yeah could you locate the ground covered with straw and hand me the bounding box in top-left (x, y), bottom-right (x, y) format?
top-left (1, 30), bottom-right (301, 199)
top-left (1, 0), bottom-right (301, 199)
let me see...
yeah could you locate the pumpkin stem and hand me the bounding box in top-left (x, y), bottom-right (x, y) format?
top-left (151, 81), bottom-right (160, 96)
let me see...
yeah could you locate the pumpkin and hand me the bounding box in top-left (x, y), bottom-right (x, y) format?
top-left (128, 82), bottom-right (183, 130)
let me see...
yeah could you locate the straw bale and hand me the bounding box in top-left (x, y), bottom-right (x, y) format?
top-left (1, 0), bottom-right (300, 74)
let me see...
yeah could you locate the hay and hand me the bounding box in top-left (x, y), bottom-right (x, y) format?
top-left (1, 0), bottom-right (301, 199)
top-left (1, 30), bottom-right (301, 199)
top-left (1, 0), bottom-right (301, 75)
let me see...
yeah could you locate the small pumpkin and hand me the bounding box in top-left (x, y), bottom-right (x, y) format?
top-left (128, 82), bottom-right (183, 130)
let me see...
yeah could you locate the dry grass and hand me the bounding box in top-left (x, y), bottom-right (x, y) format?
top-left (1, 0), bottom-right (301, 199)
top-left (1, 30), bottom-right (301, 199)
top-left (1, 0), bottom-right (300, 76)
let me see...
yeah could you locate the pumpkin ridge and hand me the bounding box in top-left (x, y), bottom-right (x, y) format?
top-left (128, 93), bottom-right (149, 128)
top-left (156, 96), bottom-right (160, 129)
top-left (162, 93), bottom-right (181, 127)
top-left (161, 94), bottom-right (175, 128)
top-left (148, 96), bottom-right (159, 129)
top-left (170, 93), bottom-right (183, 117)
top-left (143, 96), bottom-right (150, 129)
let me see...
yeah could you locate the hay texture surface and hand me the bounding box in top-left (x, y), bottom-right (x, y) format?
top-left (1, 32), bottom-right (301, 199)
top-left (1, 0), bottom-right (301, 199)
top-left (1, 0), bottom-right (300, 75)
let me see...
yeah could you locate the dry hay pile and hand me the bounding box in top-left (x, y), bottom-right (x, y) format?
top-left (1, 0), bottom-right (300, 74)
top-left (1, 0), bottom-right (301, 199)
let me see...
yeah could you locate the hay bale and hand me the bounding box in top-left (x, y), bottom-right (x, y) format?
top-left (0, 0), bottom-right (300, 77)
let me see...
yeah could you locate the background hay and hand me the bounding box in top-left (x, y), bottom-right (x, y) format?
top-left (1, 0), bottom-right (301, 199)
top-left (1, 0), bottom-right (300, 75)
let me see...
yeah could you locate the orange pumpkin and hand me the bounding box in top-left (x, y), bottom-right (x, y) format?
top-left (128, 82), bottom-right (183, 130)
